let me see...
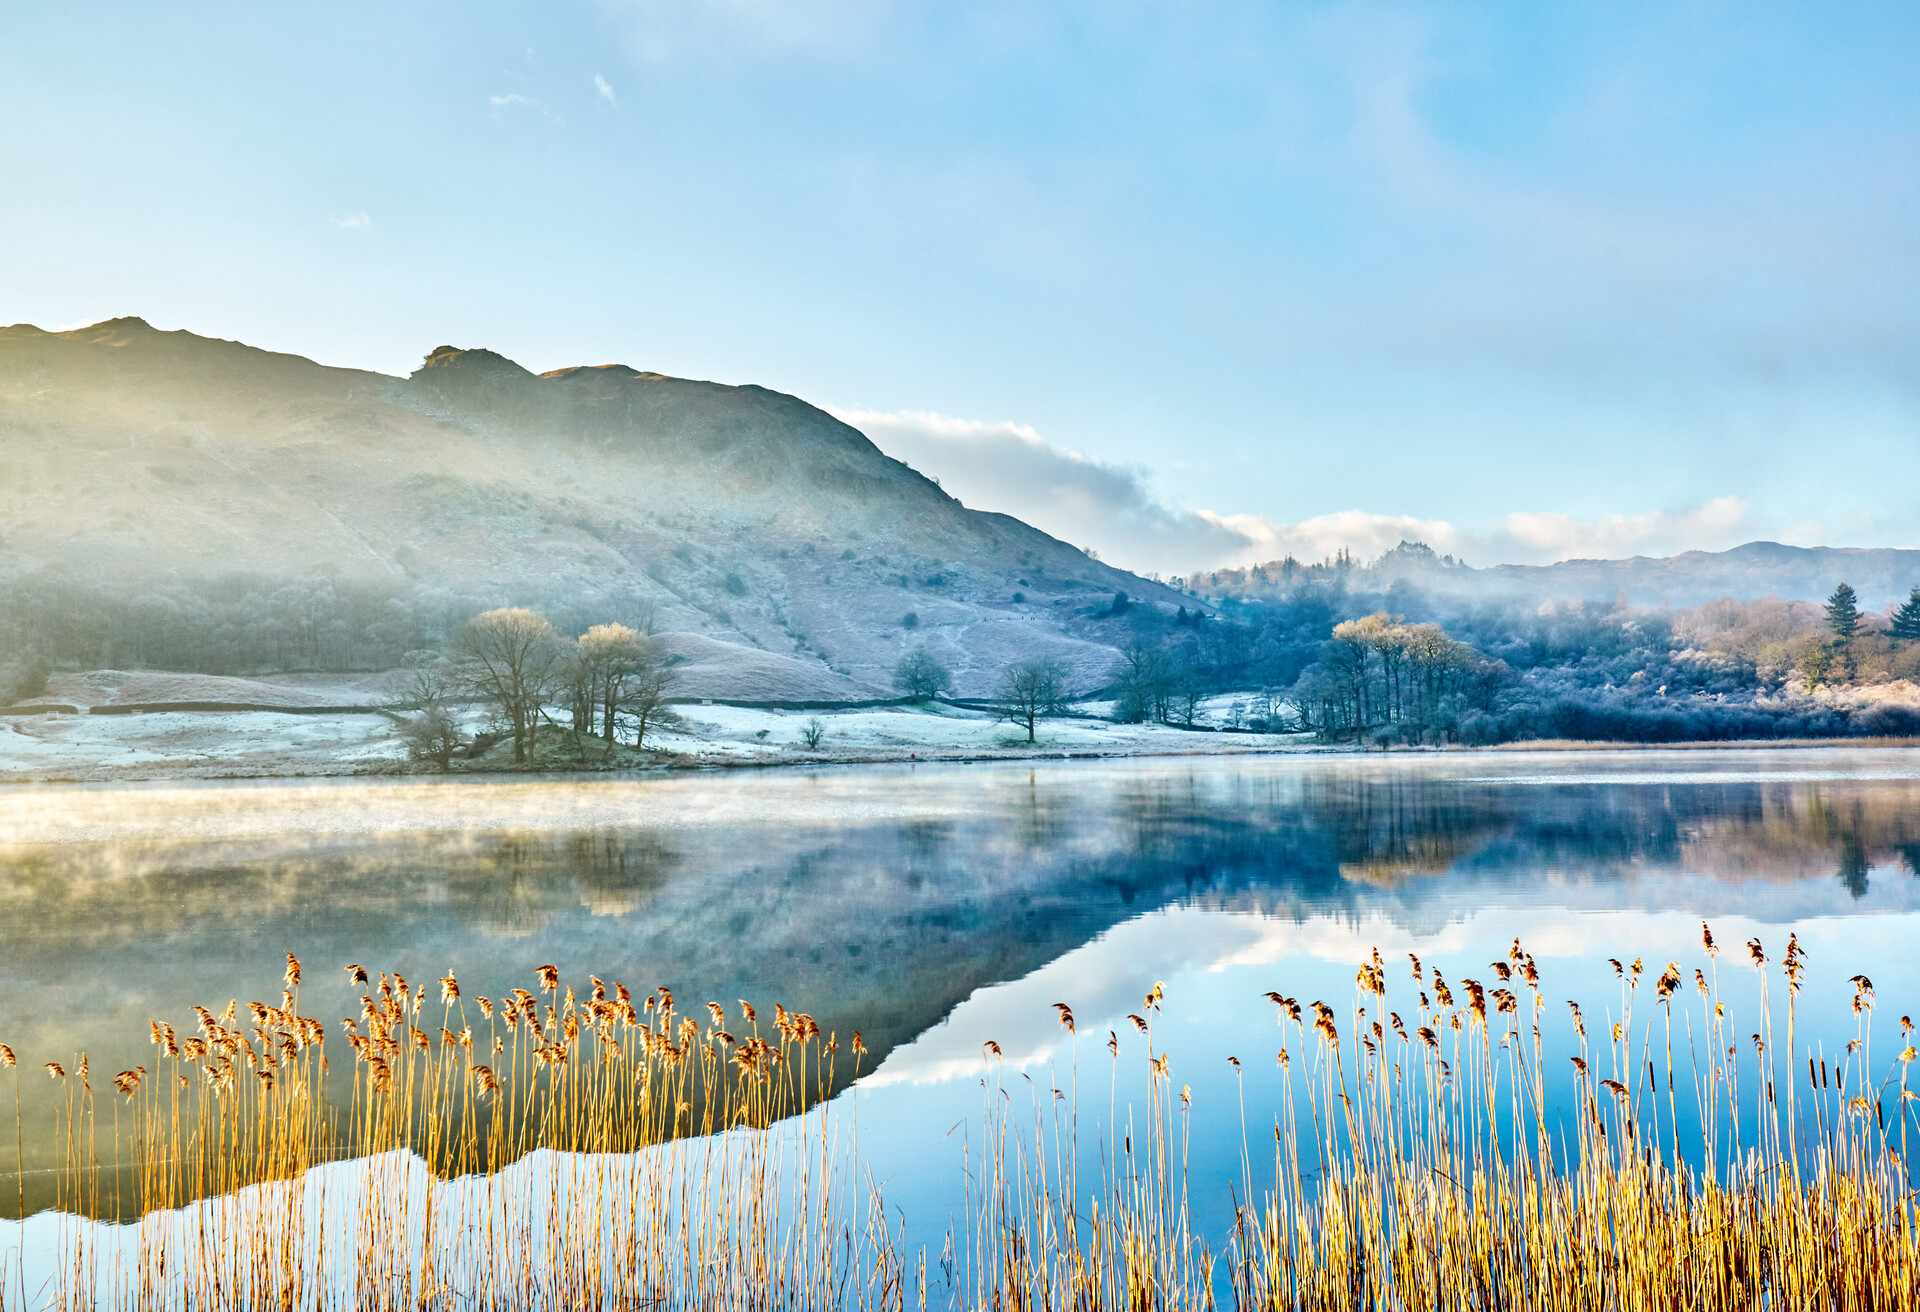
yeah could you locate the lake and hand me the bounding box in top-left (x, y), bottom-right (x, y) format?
top-left (2, 747), bottom-right (1918, 1300)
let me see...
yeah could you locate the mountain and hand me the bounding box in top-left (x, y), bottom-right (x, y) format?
top-left (0, 316), bottom-right (1184, 697)
top-left (1231, 539), bottom-right (1920, 612)
top-left (1486, 542), bottom-right (1920, 611)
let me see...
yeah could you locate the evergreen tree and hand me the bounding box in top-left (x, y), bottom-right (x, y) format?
top-left (1825, 582), bottom-right (1860, 645)
top-left (1892, 587), bottom-right (1920, 641)
top-left (1825, 581), bottom-right (1861, 680)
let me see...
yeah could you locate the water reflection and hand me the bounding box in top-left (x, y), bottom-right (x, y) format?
top-left (1, 750), bottom-right (1918, 1217)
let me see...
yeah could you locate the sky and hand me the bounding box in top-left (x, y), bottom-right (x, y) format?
top-left (3, 2), bottom-right (1917, 577)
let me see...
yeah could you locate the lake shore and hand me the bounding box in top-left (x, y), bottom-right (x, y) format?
top-left (0, 699), bottom-right (1332, 785)
top-left (6, 690), bottom-right (1919, 785)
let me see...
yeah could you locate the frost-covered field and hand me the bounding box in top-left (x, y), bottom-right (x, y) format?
top-left (0, 698), bottom-right (1312, 783)
top-left (0, 709), bottom-right (408, 780)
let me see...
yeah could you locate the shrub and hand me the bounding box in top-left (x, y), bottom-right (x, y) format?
top-left (401, 706), bottom-right (466, 771)
top-left (901, 612), bottom-right (919, 629)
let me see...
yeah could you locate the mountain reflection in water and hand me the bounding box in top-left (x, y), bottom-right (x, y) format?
top-left (1, 748), bottom-right (1917, 1215)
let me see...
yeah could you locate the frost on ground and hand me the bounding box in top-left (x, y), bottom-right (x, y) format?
top-left (19, 669), bottom-right (401, 711)
top-left (0, 710), bottom-right (409, 780)
top-left (0, 696), bottom-right (1311, 783)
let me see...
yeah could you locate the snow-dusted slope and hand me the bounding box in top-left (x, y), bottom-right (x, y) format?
top-left (0, 317), bottom-right (1189, 696)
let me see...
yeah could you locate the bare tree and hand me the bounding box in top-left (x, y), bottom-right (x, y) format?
top-left (1001, 656), bottom-right (1069, 743)
top-left (388, 648), bottom-right (466, 768)
top-left (386, 649), bottom-right (456, 712)
top-left (456, 608), bottom-right (562, 764)
top-left (1112, 642), bottom-right (1170, 724)
top-left (617, 645), bottom-right (676, 750)
top-left (800, 717), bottom-right (827, 750)
top-left (400, 704), bottom-right (465, 771)
top-left (892, 647), bottom-right (951, 702)
top-left (1164, 644), bottom-right (1207, 727)
top-left (576, 623), bottom-right (652, 751)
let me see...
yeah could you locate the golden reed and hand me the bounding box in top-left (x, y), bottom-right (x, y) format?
top-left (1, 927), bottom-right (1915, 1309)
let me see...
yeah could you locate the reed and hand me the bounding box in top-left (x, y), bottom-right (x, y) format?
top-left (2, 930), bottom-right (1915, 1309)
top-left (2, 960), bottom-right (905, 1311)
top-left (969, 931), bottom-right (1920, 1311)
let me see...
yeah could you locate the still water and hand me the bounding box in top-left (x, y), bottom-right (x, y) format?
top-left (1, 748), bottom-right (1918, 1274)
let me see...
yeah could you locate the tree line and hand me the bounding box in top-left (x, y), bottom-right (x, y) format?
top-left (1293, 615), bottom-right (1505, 741)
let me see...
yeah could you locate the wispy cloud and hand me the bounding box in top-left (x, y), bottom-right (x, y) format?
top-left (837, 404), bottom-right (1759, 575)
top-left (487, 92), bottom-right (558, 122)
top-left (592, 72), bottom-right (617, 105)
top-left (1501, 497), bottom-right (1749, 563)
top-left (1199, 510), bottom-right (1462, 569)
top-left (330, 211), bottom-right (372, 231)
top-left (832, 406), bottom-right (1253, 574)
top-left (1202, 498), bottom-right (1753, 572)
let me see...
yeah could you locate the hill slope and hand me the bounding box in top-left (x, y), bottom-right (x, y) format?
top-left (0, 317), bottom-right (1185, 696)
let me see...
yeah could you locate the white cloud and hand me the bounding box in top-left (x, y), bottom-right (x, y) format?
top-left (487, 92), bottom-right (558, 122)
top-left (832, 406), bottom-right (1254, 575)
top-left (593, 73), bottom-right (617, 104)
top-left (834, 405), bottom-right (1757, 576)
top-left (1501, 496), bottom-right (1748, 562)
top-left (330, 211), bottom-right (372, 231)
top-left (1206, 498), bottom-right (1751, 571)
top-left (1199, 509), bottom-right (1463, 569)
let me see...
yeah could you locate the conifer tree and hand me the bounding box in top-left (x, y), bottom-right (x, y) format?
top-left (1892, 587), bottom-right (1920, 641)
top-left (1825, 582), bottom-right (1860, 644)
top-left (1825, 582), bottom-right (1861, 679)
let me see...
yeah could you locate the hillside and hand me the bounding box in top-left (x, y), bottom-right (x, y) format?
top-left (0, 317), bottom-right (1188, 697)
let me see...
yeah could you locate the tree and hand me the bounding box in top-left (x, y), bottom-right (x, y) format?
top-left (618, 648), bottom-right (676, 750)
top-left (1825, 582), bottom-right (1860, 678)
top-left (456, 608), bottom-right (563, 764)
top-left (1825, 582), bottom-right (1860, 645)
top-left (576, 623), bottom-right (651, 751)
top-left (799, 717), bottom-right (827, 750)
top-left (1157, 642), bottom-right (1206, 727)
top-left (1001, 656), bottom-right (1069, 743)
top-left (1796, 640), bottom-right (1833, 688)
top-left (892, 647), bottom-right (951, 702)
top-left (1893, 588), bottom-right (1920, 641)
top-left (400, 705), bottom-right (466, 771)
top-left (1111, 642), bottom-right (1170, 723)
top-left (386, 649), bottom-right (456, 712)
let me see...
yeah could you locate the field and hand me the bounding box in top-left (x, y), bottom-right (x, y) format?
top-left (0, 675), bottom-right (1308, 783)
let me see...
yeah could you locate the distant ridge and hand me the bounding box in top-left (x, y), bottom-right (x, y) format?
top-left (1217, 538), bottom-right (1920, 611)
top-left (1482, 540), bottom-right (1920, 609)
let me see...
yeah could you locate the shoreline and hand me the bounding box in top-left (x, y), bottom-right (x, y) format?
top-left (2, 723), bottom-right (1916, 788)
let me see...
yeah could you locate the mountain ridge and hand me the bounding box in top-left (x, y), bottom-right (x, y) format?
top-left (0, 315), bottom-right (1184, 695)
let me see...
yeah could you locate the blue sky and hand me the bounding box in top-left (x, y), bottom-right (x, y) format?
top-left (3, 2), bottom-right (1916, 574)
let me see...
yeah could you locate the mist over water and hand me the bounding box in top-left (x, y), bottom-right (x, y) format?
top-left (2, 749), bottom-right (1917, 1233)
